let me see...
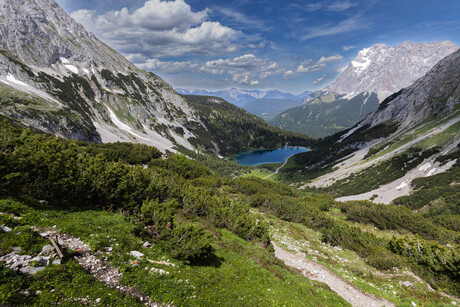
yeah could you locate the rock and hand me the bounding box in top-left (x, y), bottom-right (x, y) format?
top-left (12, 246), bottom-right (22, 253)
top-left (142, 241), bottom-right (151, 248)
top-left (39, 232), bottom-right (50, 237)
top-left (20, 290), bottom-right (30, 296)
top-left (399, 281), bottom-right (413, 287)
top-left (31, 256), bottom-right (50, 266)
top-left (52, 259), bottom-right (61, 265)
top-left (411, 302), bottom-right (416, 307)
top-left (20, 266), bottom-right (46, 274)
top-left (41, 244), bottom-right (54, 255)
top-left (1, 225), bottom-right (12, 232)
top-left (130, 251), bottom-right (144, 259)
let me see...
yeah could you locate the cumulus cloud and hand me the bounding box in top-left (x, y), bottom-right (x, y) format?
top-left (312, 74), bottom-right (326, 84)
top-left (200, 54), bottom-right (281, 85)
top-left (71, 0), bottom-right (241, 58)
top-left (283, 70), bottom-right (296, 80)
top-left (136, 59), bottom-right (199, 73)
top-left (297, 54), bottom-right (343, 72)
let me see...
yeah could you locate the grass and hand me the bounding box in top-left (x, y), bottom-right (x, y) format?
top-left (242, 168), bottom-right (276, 180)
top-left (365, 110), bottom-right (460, 162)
top-left (416, 120), bottom-right (460, 149)
top-left (0, 198), bottom-right (350, 306)
top-left (260, 210), bottom-right (457, 306)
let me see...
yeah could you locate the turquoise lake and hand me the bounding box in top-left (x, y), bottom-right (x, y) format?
top-left (234, 147), bottom-right (310, 166)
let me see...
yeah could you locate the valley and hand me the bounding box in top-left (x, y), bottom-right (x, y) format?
top-left (0, 0), bottom-right (459, 306)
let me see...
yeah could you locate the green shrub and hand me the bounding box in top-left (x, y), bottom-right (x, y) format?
top-left (166, 221), bottom-right (214, 262)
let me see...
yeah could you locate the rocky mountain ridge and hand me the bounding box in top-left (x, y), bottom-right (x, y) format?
top-left (323, 41), bottom-right (458, 101)
top-left (343, 48), bottom-right (460, 140)
top-left (0, 0), bottom-right (202, 152)
top-left (0, 0), bottom-right (311, 154)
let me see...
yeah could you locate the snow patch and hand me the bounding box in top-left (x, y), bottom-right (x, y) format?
top-left (396, 181), bottom-right (408, 190)
top-left (105, 106), bottom-right (149, 141)
top-left (419, 163), bottom-right (431, 171)
top-left (63, 64), bottom-right (78, 74)
top-left (60, 57), bottom-right (70, 64)
top-left (338, 125), bottom-right (361, 143)
top-left (6, 74), bottom-right (30, 87)
top-left (1, 74), bottom-right (62, 107)
top-left (351, 58), bottom-right (371, 74)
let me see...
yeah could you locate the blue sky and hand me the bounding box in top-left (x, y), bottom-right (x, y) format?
top-left (56, 0), bottom-right (460, 93)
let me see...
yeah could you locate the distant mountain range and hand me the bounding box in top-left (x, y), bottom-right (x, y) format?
top-left (176, 88), bottom-right (310, 107)
top-left (270, 41), bottom-right (458, 138)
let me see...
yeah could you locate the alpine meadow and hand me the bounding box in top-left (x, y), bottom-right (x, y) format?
top-left (0, 0), bottom-right (459, 306)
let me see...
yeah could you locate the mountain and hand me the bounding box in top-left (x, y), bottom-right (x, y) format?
top-left (240, 98), bottom-right (304, 120)
top-left (176, 88), bottom-right (310, 107)
top-left (270, 92), bottom-right (379, 138)
top-left (323, 41), bottom-right (458, 100)
top-left (286, 49), bottom-right (460, 206)
top-left (270, 41), bottom-right (458, 138)
top-left (0, 0), bottom-right (310, 155)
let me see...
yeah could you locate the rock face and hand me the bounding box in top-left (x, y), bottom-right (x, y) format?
top-left (276, 41), bottom-right (458, 138)
top-left (0, 0), bottom-right (203, 152)
top-left (323, 41), bottom-right (458, 101)
top-left (358, 48), bottom-right (460, 131)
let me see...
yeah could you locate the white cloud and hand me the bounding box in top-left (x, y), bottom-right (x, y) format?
top-left (248, 40), bottom-right (267, 49)
top-left (337, 66), bottom-right (348, 73)
top-left (219, 8), bottom-right (267, 30)
top-left (327, 1), bottom-right (358, 11)
top-left (303, 1), bottom-right (357, 12)
top-left (342, 45), bottom-right (356, 51)
top-left (200, 54), bottom-right (281, 85)
top-left (283, 70), bottom-right (296, 80)
top-left (297, 54), bottom-right (343, 73)
top-left (312, 74), bottom-right (326, 84)
top-left (136, 59), bottom-right (199, 73)
top-left (71, 0), bottom-right (241, 58)
top-left (301, 17), bottom-right (371, 41)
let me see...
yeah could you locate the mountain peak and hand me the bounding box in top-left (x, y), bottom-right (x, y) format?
top-left (324, 41), bottom-right (458, 100)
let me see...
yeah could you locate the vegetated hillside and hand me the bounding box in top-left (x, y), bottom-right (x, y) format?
top-left (183, 95), bottom-right (314, 156)
top-left (241, 98), bottom-right (303, 120)
top-left (270, 92), bottom-right (379, 138)
top-left (0, 0), bottom-right (310, 156)
top-left (281, 49), bottom-right (460, 203)
top-left (0, 121), bottom-right (458, 306)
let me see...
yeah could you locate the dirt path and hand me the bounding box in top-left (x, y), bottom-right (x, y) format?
top-left (32, 227), bottom-right (167, 307)
top-left (273, 243), bottom-right (395, 307)
top-left (263, 158), bottom-right (289, 179)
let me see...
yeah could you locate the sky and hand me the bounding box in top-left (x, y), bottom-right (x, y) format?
top-left (56, 0), bottom-right (460, 94)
